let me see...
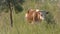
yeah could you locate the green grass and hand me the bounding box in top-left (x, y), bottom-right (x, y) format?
top-left (0, 0), bottom-right (60, 34)
top-left (0, 11), bottom-right (60, 34)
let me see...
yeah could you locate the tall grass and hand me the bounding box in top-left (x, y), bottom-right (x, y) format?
top-left (0, 0), bottom-right (60, 34)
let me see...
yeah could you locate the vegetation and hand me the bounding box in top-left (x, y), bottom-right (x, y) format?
top-left (0, 0), bottom-right (60, 34)
top-left (0, 0), bottom-right (24, 27)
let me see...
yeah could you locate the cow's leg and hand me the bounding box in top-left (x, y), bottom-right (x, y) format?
top-left (32, 12), bottom-right (36, 24)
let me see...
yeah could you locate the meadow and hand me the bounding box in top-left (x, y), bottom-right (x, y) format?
top-left (0, 0), bottom-right (60, 34)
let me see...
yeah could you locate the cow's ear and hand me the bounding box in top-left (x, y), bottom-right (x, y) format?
top-left (46, 12), bottom-right (49, 14)
top-left (27, 9), bottom-right (31, 13)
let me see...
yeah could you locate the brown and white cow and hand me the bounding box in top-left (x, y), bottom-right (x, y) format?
top-left (25, 9), bottom-right (48, 24)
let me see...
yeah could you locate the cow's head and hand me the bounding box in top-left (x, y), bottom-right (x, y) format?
top-left (39, 10), bottom-right (49, 20)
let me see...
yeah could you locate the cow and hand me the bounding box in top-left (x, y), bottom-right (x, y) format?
top-left (25, 9), bottom-right (49, 24)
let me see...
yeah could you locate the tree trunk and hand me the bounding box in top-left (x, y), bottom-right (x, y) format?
top-left (8, 1), bottom-right (13, 27)
top-left (10, 6), bottom-right (13, 27)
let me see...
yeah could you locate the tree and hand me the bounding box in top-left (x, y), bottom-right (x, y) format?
top-left (0, 0), bottom-right (25, 27)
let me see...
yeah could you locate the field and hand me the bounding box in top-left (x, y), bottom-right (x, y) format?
top-left (0, 0), bottom-right (60, 34)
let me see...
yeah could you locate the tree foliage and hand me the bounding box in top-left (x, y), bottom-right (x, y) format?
top-left (0, 0), bottom-right (25, 13)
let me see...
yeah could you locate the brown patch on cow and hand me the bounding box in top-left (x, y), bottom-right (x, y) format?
top-left (25, 9), bottom-right (35, 23)
top-left (25, 9), bottom-right (43, 24)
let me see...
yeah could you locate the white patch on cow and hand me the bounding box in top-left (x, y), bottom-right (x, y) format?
top-left (40, 16), bottom-right (44, 20)
top-left (25, 13), bottom-right (28, 18)
top-left (39, 12), bottom-right (45, 20)
top-left (36, 9), bottom-right (39, 12)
